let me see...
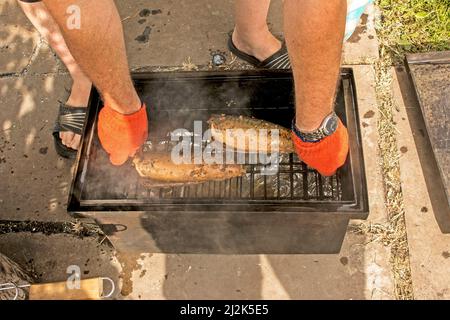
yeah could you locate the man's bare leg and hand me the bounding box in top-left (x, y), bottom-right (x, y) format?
top-left (41, 0), bottom-right (141, 115)
top-left (18, 1), bottom-right (92, 150)
top-left (233, 0), bottom-right (281, 62)
top-left (284, 0), bottom-right (347, 131)
top-left (41, 0), bottom-right (147, 165)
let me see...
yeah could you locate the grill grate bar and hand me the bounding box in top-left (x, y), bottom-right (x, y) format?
top-left (302, 163), bottom-right (309, 200)
top-left (289, 154), bottom-right (295, 200)
top-left (250, 164), bottom-right (255, 199)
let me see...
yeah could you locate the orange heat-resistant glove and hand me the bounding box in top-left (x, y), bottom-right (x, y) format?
top-left (98, 103), bottom-right (148, 166)
top-left (292, 119), bottom-right (349, 177)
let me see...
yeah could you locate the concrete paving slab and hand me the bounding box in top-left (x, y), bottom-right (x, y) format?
top-left (2, 0), bottom-right (379, 74)
top-left (0, 74), bottom-right (75, 222)
top-left (2, 0), bottom-right (60, 76)
top-left (392, 67), bottom-right (450, 299)
top-left (350, 65), bottom-right (394, 300)
top-left (343, 4), bottom-right (379, 65)
top-left (350, 65), bottom-right (387, 226)
top-left (0, 0), bottom-right (41, 75)
top-left (117, 0), bottom-right (378, 69)
top-left (119, 232), bottom-right (392, 300)
top-left (123, 239), bottom-right (367, 300)
top-left (119, 0), bottom-right (234, 68)
top-left (25, 41), bottom-right (60, 75)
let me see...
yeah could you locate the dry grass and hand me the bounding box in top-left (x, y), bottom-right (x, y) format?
top-left (132, 52), bottom-right (252, 73)
top-left (374, 57), bottom-right (414, 299)
top-left (181, 57), bottom-right (198, 71)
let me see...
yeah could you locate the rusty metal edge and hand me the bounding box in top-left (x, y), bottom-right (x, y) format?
top-left (406, 50), bottom-right (450, 65)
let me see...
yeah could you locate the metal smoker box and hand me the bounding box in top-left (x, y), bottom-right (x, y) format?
top-left (68, 69), bottom-right (369, 254)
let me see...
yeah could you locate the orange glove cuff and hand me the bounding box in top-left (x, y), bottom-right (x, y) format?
top-left (98, 103), bottom-right (148, 166)
top-left (292, 119), bottom-right (349, 177)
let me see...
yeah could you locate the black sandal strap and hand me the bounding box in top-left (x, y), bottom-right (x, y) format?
top-left (228, 35), bottom-right (262, 67)
top-left (228, 32), bottom-right (291, 69)
top-left (53, 102), bottom-right (86, 136)
top-left (259, 42), bottom-right (291, 69)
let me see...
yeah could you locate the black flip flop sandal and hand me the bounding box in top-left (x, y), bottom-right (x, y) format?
top-left (52, 102), bottom-right (87, 159)
top-left (228, 32), bottom-right (291, 69)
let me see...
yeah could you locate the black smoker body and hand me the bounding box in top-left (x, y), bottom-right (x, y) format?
top-left (68, 69), bottom-right (369, 254)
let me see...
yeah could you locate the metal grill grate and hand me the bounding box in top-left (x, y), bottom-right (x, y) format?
top-left (69, 70), bottom-right (367, 214)
top-left (134, 149), bottom-right (342, 202)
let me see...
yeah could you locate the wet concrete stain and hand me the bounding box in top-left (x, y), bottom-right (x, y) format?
top-left (139, 8), bottom-right (163, 17)
top-left (364, 110), bottom-right (375, 119)
top-left (138, 19), bottom-right (146, 24)
top-left (437, 290), bottom-right (449, 298)
top-left (116, 253), bottom-right (144, 296)
top-left (135, 26), bottom-right (152, 43)
top-left (139, 9), bottom-right (150, 17)
top-left (340, 256), bottom-right (349, 266)
top-left (347, 14), bottom-right (368, 44)
top-left (400, 146), bottom-right (408, 154)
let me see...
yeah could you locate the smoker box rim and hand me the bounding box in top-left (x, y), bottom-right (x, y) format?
top-left (405, 51), bottom-right (450, 65)
top-left (68, 68), bottom-right (369, 217)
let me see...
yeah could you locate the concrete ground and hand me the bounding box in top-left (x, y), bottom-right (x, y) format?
top-left (0, 0), bottom-right (448, 299)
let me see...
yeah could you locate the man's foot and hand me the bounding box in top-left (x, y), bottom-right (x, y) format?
top-left (53, 102), bottom-right (87, 159)
top-left (232, 27), bottom-right (282, 63)
top-left (59, 76), bottom-right (92, 151)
